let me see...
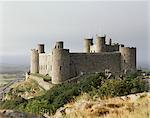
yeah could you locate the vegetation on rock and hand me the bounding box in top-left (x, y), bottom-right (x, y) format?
top-left (30, 73), bottom-right (51, 82)
top-left (3, 79), bottom-right (45, 100)
top-left (0, 73), bottom-right (149, 116)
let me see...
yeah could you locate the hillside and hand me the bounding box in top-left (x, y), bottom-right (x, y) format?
top-left (3, 78), bottom-right (46, 100)
top-left (0, 73), bottom-right (149, 118)
top-left (53, 92), bottom-right (150, 118)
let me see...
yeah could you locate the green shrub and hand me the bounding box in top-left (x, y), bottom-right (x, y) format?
top-left (0, 96), bottom-right (27, 109)
top-left (95, 77), bottom-right (149, 97)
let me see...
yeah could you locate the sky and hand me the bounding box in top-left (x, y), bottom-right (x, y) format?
top-left (0, 0), bottom-right (149, 69)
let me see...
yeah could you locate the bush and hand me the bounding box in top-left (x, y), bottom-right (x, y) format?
top-left (95, 77), bottom-right (149, 97)
top-left (0, 96), bottom-right (27, 109)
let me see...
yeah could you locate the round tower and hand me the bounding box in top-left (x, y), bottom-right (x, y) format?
top-left (38, 44), bottom-right (45, 53)
top-left (52, 43), bottom-right (70, 84)
top-left (109, 38), bottom-right (112, 45)
top-left (55, 41), bottom-right (63, 49)
top-left (95, 36), bottom-right (106, 52)
top-left (30, 49), bottom-right (39, 73)
top-left (84, 38), bottom-right (93, 53)
top-left (119, 46), bottom-right (136, 73)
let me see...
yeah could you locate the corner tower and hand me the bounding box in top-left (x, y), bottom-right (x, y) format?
top-left (95, 36), bottom-right (106, 52)
top-left (38, 44), bottom-right (45, 53)
top-left (30, 49), bottom-right (39, 73)
top-left (119, 46), bottom-right (136, 73)
top-left (55, 41), bottom-right (64, 49)
top-left (84, 38), bottom-right (93, 53)
top-left (51, 41), bottom-right (70, 84)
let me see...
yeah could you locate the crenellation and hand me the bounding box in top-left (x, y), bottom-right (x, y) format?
top-left (109, 38), bottom-right (112, 45)
top-left (30, 35), bottom-right (137, 84)
top-left (38, 44), bottom-right (45, 53)
top-left (55, 41), bottom-right (64, 49)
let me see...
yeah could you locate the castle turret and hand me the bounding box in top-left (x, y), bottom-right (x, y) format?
top-left (84, 38), bottom-right (93, 53)
top-left (109, 38), bottom-right (112, 45)
top-left (95, 36), bottom-right (106, 52)
top-left (55, 41), bottom-right (63, 49)
top-left (119, 46), bottom-right (136, 73)
top-left (52, 41), bottom-right (70, 84)
top-left (38, 44), bottom-right (45, 53)
top-left (30, 49), bottom-right (39, 73)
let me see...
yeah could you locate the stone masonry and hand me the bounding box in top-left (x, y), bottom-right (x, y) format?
top-left (30, 35), bottom-right (136, 84)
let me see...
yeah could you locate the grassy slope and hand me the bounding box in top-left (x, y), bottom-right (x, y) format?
top-left (0, 73), bottom-right (149, 117)
top-left (0, 74), bottom-right (17, 87)
top-left (4, 79), bottom-right (45, 100)
top-left (58, 92), bottom-right (150, 118)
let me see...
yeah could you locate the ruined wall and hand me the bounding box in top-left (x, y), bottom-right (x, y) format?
top-left (70, 52), bottom-right (121, 77)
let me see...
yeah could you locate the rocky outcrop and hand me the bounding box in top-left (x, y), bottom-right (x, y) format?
top-left (52, 92), bottom-right (150, 118)
top-left (0, 110), bottom-right (45, 118)
top-left (28, 75), bottom-right (53, 90)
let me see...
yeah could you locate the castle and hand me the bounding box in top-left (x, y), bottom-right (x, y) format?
top-left (30, 35), bottom-right (136, 84)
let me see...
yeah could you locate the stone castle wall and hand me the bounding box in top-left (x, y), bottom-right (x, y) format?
top-left (105, 44), bottom-right (119, 52)
top-left (69, 52), bottom-right (121, 78)
top-left (39, 54), bottom-right (51, 75)
top-left (38, 51), bottom-right (122, 82)
top-left (30, 36), bottom-right (137, 84)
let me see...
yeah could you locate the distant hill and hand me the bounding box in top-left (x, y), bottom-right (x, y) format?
top-left (0, 64), bottom-right (28, 74)
top-left (0, 55), bottom-right (29, 74)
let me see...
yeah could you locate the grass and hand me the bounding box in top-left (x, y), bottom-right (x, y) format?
top-left (104, 97), bottom-right (150, 118)
top-left (61, 92), bottom-right (150, 118)
top-left (143, 70), bottom-right (150, 73)
top-left (30, 73), bottom-right (51, 82)
top-left (4, 79), bottom-right (45, 100)
top-left (0, 73), bottom-right (149, 116)
top-left (0, 74), bottom-right (17, 87)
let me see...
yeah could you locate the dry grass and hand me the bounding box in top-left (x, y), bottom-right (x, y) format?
top-left (53, 92), bottom-right (150, 118)
top-left (4, 79), bottom-right (45, 100)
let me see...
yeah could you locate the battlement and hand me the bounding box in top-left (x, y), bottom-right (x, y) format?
top-left (31, 49), bottom-right (38, 52)
top-left (83, 35), bottom-right (132, 53)
top-left (38, 44), bottom-right (45, 53)
top-left (30, 35), bottom-right (137, 84)
top-left (54, 41), bottom-right (64, 49)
